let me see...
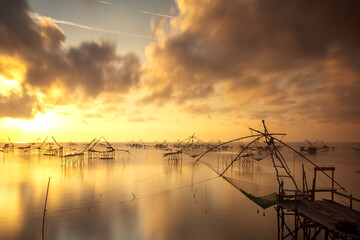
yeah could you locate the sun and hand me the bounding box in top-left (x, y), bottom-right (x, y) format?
top-left (6, 112), bottom-right (58, 133)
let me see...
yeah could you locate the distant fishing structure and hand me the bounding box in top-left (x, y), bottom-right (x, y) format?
top-left (0, 138), bottom-right (15, 153)
top-left (0, 136), bottom-right (134, 167)
top-left (180, 134), bottom-right (206, 158)
top-left (37, 136), bottom-right (64, 157)
top-left (126, 140), bottom-right (146, 149)
top-left (300, 140), bottom-right (335, 155)
top-left (155, 140), bottom-right (168, 150)
top-left (18, 138), bottom-right (41, 153)
top-left (87, 136), bottom-right (115, 160)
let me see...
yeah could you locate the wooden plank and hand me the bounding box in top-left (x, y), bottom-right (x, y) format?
top-left (278, 199), bottom-right (360, 238)
top-left (315, 166), bottom-right (335, 171)
top-left (317, 200), bottom-right (360, 223)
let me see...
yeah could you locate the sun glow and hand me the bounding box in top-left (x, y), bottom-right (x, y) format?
top-left (6, 112), bottom-right (58, 133)
top-left (0, 55), bottom-right (26, 95)
top-left (0, 76), bottom-right (22, 96)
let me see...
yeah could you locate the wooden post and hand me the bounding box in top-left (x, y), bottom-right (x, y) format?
top-left (331, 169), bottom-right (334, 201)
top-left (350, 194), bottom-right (353, 209)
top-left (42, 177), bottom-right (51, 240)
top-left (302, 164), bottom-right (305, 195)
top-left (312, 168), bottom-right (317, 201)
top-left (294, 212), bottom-right (298, 240)
top-left (281, 208), bottom-right (284, 240)
top-left (278, 181), bottom-right (284, 202)
top-left (277, 207), bottom-right (280, 240)
top-left (325, 230), bottom-right (329, 240)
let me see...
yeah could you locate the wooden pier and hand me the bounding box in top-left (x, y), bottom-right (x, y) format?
top-left (197, 121), bottom-right (360, 240)
top-left (277, 198), bottom-right (360, 240)
top-left (276, 164), bottom-right (360, 239)
top-left (275, 161), bottom-right (360, 239)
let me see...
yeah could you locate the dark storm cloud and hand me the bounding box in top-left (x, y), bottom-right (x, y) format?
top-left (144, 0), bottom-right (360, 123)
top-left (0, 91), bottom-right (43, 119)
top-left (0, 0), bottom-right (141, 118)
top-left (0, 0), bottom-right (41, 54)
top-left (60, 41), bottom-right (140, 97)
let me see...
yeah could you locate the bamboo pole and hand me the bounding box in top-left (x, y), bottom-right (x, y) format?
top-left (42, 177), bottom-right (51, 240)
top-left (220, 136), bottom-right (263, 176)
top-left (249, 126), bottom-right (348, 193)
top-left (195, 133), bottom-right (286, 163)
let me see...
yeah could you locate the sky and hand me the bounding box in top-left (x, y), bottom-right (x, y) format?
top-left (0, 0), bottom-right (359, 142)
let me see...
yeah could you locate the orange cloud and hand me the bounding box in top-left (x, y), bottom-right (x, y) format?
top-left (0, 0), bottom-right (141, 119)
top-left (142, 0), bottom-right (360, 124)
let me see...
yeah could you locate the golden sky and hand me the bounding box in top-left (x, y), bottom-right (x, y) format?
top-left (0, 0), bottom-right (359, 142)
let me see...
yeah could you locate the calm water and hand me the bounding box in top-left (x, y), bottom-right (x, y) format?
top-left (0, 143), bottom-right (359, 240)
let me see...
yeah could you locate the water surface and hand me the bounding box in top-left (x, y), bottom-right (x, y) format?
top-left (0, 143), bottom-right (359, 240)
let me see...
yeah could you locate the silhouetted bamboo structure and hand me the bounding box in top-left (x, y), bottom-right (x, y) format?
top-left (38, 137), bottom-right (63, 157)
top-left (196, 120), bottom-right (360, 239)
top-left (87, 136), bottom-right (115, 159)
top-left (61, 138), bottom-right (96, 166)
top-left (1, 138), bottom-right (15, 153)
top-left (17, 138), bottom-right (40, 153)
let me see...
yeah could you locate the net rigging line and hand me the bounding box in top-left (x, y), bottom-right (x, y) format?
top-left (199, 159), bottom-right (277, 190)
top-left (48, 176), bottom-right (219, 212)
top-left (195, 133), bottom-right (286, 164)
top-left (48, 160), bottom-right (196, 209)
top-left (249, 126), bottom-right (348, 193)
top-left (196, 138), bottom-right (279, 209)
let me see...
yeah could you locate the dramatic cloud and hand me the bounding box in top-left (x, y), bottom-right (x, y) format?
top-left (144, 0), bottom-right (360, 123)
top-left (0, 0), bottom-right (141, 118)
top-left (0, 91), bottom-right (43, 119)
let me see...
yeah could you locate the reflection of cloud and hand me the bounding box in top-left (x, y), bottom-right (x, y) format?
top-left (143, 0), bottom-right (360, 124)
top-left (32, 13), bottom-right (157, 40)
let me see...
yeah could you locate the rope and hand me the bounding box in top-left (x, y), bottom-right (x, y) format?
top-left (48, 176), bottom-right (218, 211)
top-left (49, 160), bottom-right (195, 208)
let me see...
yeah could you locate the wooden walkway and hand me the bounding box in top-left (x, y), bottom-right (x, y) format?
top-left (278, 198), bottom-right (360, 239)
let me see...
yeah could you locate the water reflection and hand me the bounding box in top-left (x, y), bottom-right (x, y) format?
top-left (0, 143), bottom-right (358, 239)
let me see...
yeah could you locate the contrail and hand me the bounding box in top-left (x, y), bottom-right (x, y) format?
top-left (140, 10), bottom-right (176, 19)
top-left (98, 0), bottom-right (112, 5)
top-left (32, 13), bottom-right (157, 40)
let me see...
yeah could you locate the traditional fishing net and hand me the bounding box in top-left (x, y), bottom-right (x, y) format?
top-left (199, 151), bottom-right (278, 209)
